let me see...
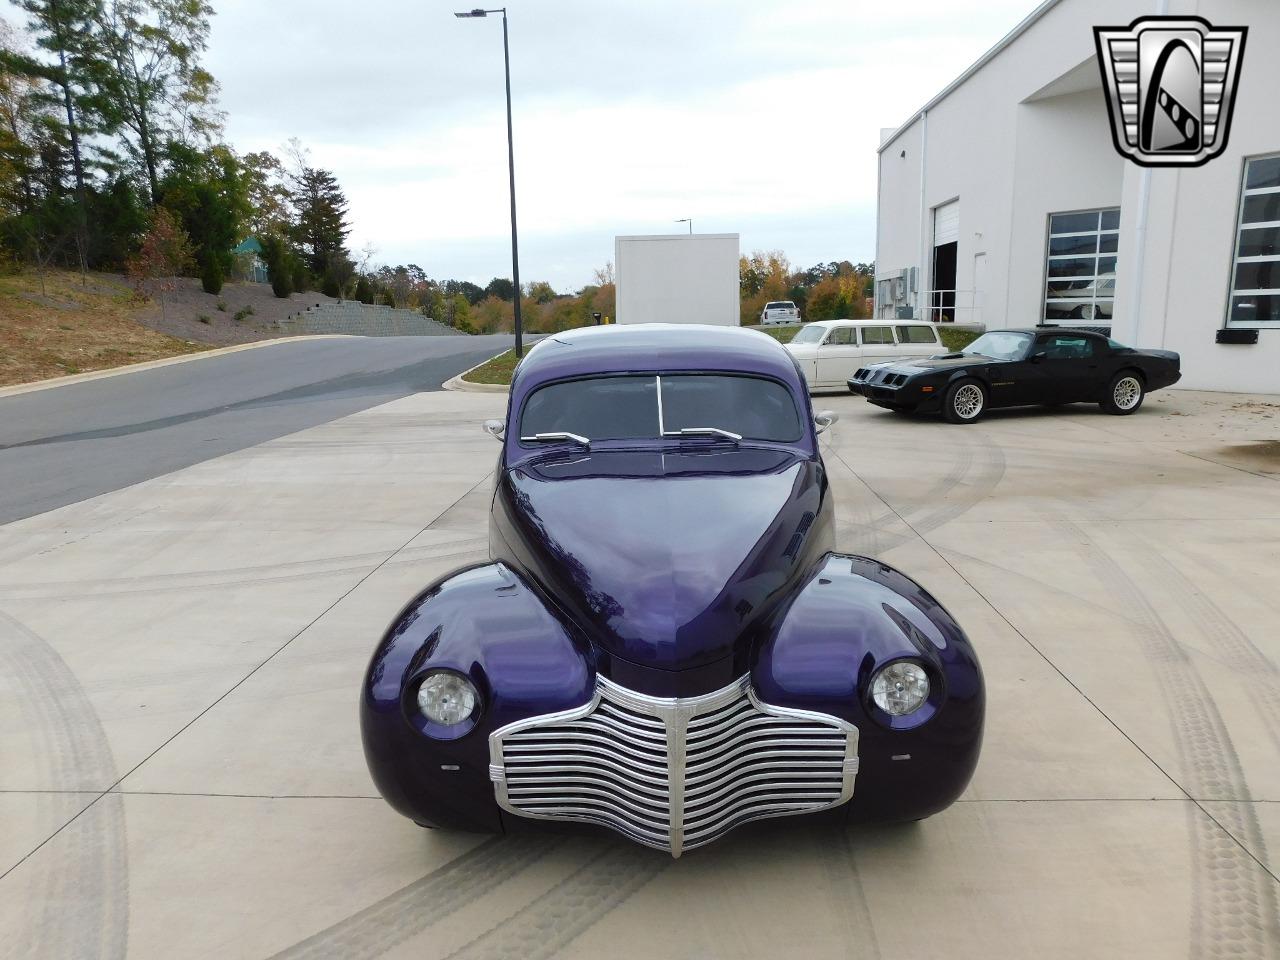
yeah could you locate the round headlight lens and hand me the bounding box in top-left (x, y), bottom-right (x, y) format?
top-left (416, 672), bottom-right (479, 726)
top-left (871, 661), bottom-right (930, 716)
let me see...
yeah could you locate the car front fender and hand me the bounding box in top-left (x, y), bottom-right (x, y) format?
top-left (751, 553), bottom-right (984, 822)
top-left (361, 562), bottom-right (594, 830)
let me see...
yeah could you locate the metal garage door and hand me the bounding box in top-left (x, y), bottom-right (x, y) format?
top-left (933, 200), bottom-right (959, 246)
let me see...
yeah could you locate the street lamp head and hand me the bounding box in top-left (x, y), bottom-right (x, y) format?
top-left (454, 8), bottom-right (488, 17)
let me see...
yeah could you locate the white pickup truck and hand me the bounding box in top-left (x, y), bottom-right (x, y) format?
top-left (759, 301), bottom-right (801, 325)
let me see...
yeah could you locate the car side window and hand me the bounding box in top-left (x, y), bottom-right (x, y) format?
top-left (861, 326), bottom-right (895, 345)
top-left (827, 327), bottom-right (855, 345)
top-left (1040, 335), bottom-right (1094, 360)
top-left (896, 325), bottom-right (939, 344)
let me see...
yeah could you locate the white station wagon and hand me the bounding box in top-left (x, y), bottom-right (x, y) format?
top-left (784, 319), bottom-right (944, 391)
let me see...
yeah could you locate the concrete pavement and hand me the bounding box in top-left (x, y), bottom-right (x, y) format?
top-left (1, 386), bottom-right (1278, 958)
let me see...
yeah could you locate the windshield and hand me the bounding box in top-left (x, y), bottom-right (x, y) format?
top-left (519, 374), bottom-right (803, 443)
top-left (789, 325), bottom-right (826, 344)
top-left (961, 331), bottom-right (1032, 361)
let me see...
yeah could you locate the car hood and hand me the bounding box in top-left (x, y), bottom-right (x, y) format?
top-left (889, 353), bottom-right (1007, 372)
top-left (493, 447), bottom-right (827, 672)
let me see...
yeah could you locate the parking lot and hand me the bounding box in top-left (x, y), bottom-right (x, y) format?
top-left (2, 379), bottom-right (1279, 958)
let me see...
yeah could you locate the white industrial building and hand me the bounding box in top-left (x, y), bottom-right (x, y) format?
top-left (874, 0), bottom-right (1280, 393)
top-left (615, 234), bottom-right (741, 326)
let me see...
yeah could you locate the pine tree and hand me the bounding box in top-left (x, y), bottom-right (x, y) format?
top-left (10, 0), bottom-right (101, 270)
top-left (290, 166), bottom-right (349, 276)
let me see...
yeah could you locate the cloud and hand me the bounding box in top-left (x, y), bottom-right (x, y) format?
top-left (6, 0), bottom-right (1041, 288)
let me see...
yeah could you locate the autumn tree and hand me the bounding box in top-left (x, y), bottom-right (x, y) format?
top-left (126, 204), bottom-right (191, 317)
top-left (525, 280), bottom-right (556, 304)
top-left (93, 0), bottom-right (221, 204)
top-left (239, 150), bottom-right (290, 236)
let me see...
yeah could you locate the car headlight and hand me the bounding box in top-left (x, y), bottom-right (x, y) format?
top-left (871, 661), bottom-right (930, 716)
top-left (416, 671), bottom-right (479, 726)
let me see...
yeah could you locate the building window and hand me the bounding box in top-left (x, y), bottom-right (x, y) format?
top-left (1227, 154), bottom-right (1280, 327)
top-left (1043, 208), bottom-right (1119, 324)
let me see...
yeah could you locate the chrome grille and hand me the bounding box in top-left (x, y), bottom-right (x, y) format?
top-left (489, 676), bottom-right (859, 857)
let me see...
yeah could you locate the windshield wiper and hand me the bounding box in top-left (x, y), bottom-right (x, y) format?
top-left (519, 431), bottom-right (591, 448)
top-left (663, 427), bottom-right (742, 443)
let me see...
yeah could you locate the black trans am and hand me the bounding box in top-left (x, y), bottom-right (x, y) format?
top-left (848, 328), bottom-right (1180, 424)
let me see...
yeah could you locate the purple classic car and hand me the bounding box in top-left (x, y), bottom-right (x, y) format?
top-left (362, 324), bottom-right (984, 857)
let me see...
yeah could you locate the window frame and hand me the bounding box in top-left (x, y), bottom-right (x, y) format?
top-left (1225, 151), bottom-right (1280, 329)
top-left (514, 371), bottom-right (808, 450)
top-left (859, 325), bottom-right (896, 346)
top-left (896, 324), bottom-right (940, 345)
top-left (1036, 333), bottom-right (1097, 360)
top-left (1041, 206), bottom-right (1119, 325)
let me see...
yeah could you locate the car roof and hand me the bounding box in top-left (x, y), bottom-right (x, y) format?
top-left (806, 318), bottom-right (932, 327)
top-left (997, 327), bottom-right (1108, 338)
top-left (510, 324), bottom-right (807, 400)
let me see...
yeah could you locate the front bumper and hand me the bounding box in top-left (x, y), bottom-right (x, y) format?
top-left (489, 674), bottom-right (859, 858)
top-left (848, 368), bottom-right (941, 412)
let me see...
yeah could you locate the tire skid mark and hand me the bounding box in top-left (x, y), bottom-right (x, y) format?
top-left (824, 445), bottom-right (895, 558)
top-left (268, 835), bottom-right (563, 960)
top-left (0, 541), bottom-right (489, 602)
top-left (0, 609), bottom-right (128, 960)
top-left (0, 529), bottom-right (483, 591)
top-left (828, 430), bottom-right (1004, 556)
top-left (1134, 538), bottom-right (1280, 758)
top-left (904, 430), bottom-right (1005, 536)
top-left (1065, 522), bottom-right (1279, 957)
top-left (443, 842), bottom-right (671, 960)
top-left (817, 828), bottom-right (882, 959)
top-left (855, 432), bottom-right (975, 539)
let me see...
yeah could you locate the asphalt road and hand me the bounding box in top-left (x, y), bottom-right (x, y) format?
top-left (0, 335), bottom-right (514, 524)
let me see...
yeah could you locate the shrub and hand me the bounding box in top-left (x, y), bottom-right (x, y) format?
top-left (233, 306), bottom-right (254, 322)
top-left (198, 314), bottom-right (211, 324)
top-left (216, 299), bottom-right (227, 312)
top-left (201, 257), bottom-right (224, 295)
top-left (321, 271), bottom-right (341, 298)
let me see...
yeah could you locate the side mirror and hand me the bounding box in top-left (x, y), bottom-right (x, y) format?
top-left (483, 419), bottom-right (506, 441)
top-left (814, 410), bottom-right (839, 435)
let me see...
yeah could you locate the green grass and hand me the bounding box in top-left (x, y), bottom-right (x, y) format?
top-left (753, 324), bottom-right (801, 343)
top-left (462, 349), bottom-right (519, 385)
top-left (939, 328), bottom-right (980, 352)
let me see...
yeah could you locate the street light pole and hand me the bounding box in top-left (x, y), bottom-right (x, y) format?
top-left (456, 7), bottom-right (523, 357)
top-left (675, 218), bottom-right (693, 234)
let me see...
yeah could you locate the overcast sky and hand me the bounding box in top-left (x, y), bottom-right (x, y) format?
top-left (10, 0), bottom-right (1041, 290)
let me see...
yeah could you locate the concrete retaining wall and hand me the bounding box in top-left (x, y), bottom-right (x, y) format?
top-left (277, 302), bottom-right (463, 337)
